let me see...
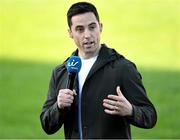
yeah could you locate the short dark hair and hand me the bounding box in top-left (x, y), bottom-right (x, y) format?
top-left (67, 2), bottom-right (100, 28)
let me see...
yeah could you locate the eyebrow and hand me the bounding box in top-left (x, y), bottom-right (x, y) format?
top-left (75, 25), bottom-right (83, 29)
top-left (88, 22), bottom-right (97, 26)
top-left (75, 22), bottom-right (97, 28)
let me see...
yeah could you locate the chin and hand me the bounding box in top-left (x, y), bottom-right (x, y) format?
top-left (85, 48), bottom-right (95, 53)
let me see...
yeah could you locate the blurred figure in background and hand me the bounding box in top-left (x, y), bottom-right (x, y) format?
top-left (40, 1), bottom-right (157, 139)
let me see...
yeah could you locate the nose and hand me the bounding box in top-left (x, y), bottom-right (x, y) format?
top-left (84, 29), bottom-right (91, 38)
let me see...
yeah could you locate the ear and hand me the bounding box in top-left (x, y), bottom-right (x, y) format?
top-left (99, 23), bottom-right (103, 32)
top-left (68, 28), bottom-right (73, 38)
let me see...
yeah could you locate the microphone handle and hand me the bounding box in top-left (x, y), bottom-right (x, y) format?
top-left (66, 73), bottom-right (76, 90)
top-left (66, 73), bottom-right (76, 111)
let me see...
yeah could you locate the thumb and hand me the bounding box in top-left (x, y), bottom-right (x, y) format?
top-left (116, 86), bottom-right (123, 97)
top-left (73, 89), bottom-right (77, 96)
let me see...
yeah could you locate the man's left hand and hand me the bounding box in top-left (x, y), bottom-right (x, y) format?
top-left (103, 86), bottom-right (133, 116)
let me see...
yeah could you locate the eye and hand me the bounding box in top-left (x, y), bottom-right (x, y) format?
top-left (89, 25), bottom-right (96, 31)
top-left (76, 27), bottom-right (84, 33)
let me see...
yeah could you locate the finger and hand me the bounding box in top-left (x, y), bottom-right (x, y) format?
top-left (103, 102), bottom-right (115, 110)
top-left (58, 98), bottom-right (73, 109)
top-left (103, 99), bottom-right (121, 109)
top-left (103, 99), bottom-right (117, 106)
top-left (63, 98), bottom-right (74, 104)
top-left (107, 95), bottom-right (119, 101)
top-left (62, 102), bottom-right (72, 107)
top-left (59, 94), bottom-right (74, 102)
top-left (73, 89), bottom-right (77, 96)
top-left (59, 89), bottom-right (74, 96)
top-left (104, 109), bottom-right (118, 115)
top-left (58, 92), bottom-right (74, 101)
top-left (66, 94), bottom-right (74, 100)
top-left (58, 101), bottom-right (71, 109)
top-left (116, 86), bottom-right (123, 97)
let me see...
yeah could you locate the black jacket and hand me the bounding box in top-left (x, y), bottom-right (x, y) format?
top-left (40, 44), bottom-right (157, 139)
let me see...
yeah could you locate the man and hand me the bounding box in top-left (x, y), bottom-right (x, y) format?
top-left (40, 2), bottom-right (157, 139)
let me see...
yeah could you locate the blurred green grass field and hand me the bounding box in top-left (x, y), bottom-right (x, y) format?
top-left (0, 0), bottom-right (180, 139)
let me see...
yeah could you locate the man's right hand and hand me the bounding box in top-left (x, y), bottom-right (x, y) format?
top-left (57, 89), bottom-right (77, 109)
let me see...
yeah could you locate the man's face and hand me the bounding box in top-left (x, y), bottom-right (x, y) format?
top-left (68, 12), bottom-right (102, 58)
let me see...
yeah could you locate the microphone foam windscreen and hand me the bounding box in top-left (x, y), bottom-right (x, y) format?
top-left (66, 56), bottom-right (82, 74)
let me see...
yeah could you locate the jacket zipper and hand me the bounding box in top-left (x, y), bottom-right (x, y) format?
top-left (78, 91), bottom-right (83, 140)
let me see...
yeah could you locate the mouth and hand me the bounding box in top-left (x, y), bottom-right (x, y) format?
top-left (83, 41), bottom-right (94, 47)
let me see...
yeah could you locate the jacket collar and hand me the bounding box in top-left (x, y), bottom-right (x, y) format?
top-left (86, 44), bottom-right (121, 81)
top-left (64, 44), bottom-right (123, 81)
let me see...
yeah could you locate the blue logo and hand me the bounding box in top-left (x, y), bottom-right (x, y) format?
top-left (66, 56), bottom-right (82, 73)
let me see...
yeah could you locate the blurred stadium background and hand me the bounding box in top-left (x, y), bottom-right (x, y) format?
top-left (0, 0), bottom-right (179, 138)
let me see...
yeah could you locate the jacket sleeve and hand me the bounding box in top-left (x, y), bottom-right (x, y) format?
top-left (40, 69), bottom-right (66, 134)
top-left (121, 62), bottom-right (157, 128)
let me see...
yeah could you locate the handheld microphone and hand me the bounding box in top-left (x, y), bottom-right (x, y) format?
top-left (66, 56), bottom-right (81, 90)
